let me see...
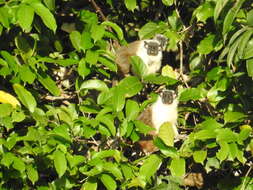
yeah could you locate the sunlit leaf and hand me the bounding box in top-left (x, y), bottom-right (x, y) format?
top-left (30, 1), bottom-right (57, 32)
top-left (100, 174), bottom-right (117, 190)
top-left (124, 0), bottom-right (137, 11)
top-left (80, 79), bottom-right (109, 92)
top-left (17, 4), bottom-right (34, 32)
top-left (13, 84), bottom-right (36, 112)
top-left (0, 90), bottom-right (20, 108)
top-left (53, 149), bottom-right (67, 177)
top-left (169, 157), bottom-right (185, 177)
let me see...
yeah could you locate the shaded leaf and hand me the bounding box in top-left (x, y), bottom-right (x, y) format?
top-left (26, 164), bottom-right (39, 185)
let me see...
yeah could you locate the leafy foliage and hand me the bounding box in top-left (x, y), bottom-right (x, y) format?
top-left (0, 0), bottom-right (252, 189)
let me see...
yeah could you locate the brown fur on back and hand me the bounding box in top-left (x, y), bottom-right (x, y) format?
top-left (115, 41), bottom-right (141, 75)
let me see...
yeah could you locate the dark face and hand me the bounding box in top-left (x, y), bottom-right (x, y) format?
top-left (161, 90), bottom-right (176, 104)
top-left (144, 41), bottom-right (161, 56)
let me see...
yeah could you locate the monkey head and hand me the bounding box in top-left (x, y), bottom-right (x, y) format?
top-left (154, 34), bottom-right (168, 50)
top-left (144, 41), bottom-right (161, 56)
top-left (160, 89), bottom-right (177, 104)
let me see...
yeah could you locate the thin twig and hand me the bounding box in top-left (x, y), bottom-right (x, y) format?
top-left (89, 0), bottom-right (107, 21)
top-left (240, 164), bottom-right (252, 190)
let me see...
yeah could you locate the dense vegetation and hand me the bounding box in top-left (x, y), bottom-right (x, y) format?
top-left (0, 0), bottom-right (252, 189)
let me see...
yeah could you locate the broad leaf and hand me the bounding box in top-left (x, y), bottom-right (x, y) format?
top-left (118, 76), bottom-right (143, 97)
top-left (100, 174), bottom-right (117, 190)
top-left (0, 90), bottom-right (20, 108)
top-left (102, 21), bottom-right (124, 41)
top-left (169, 157), bottom-right (185, 177)
top-left (139, 154), bottom-right (162, 181)
top-left (158, 122), bottom-right (175, 147)
top-left (30, 1), bottom-right (57, 32)
top-left (26, 164), bottom-right (39, 185)
top-left (53, 149), bottom-right (67, 177)
top-left (80, 79), bottom-right (109, 92)
top-left (17, 4), bottom-right (34, 32)
top-left (126, 99), bottom-right (140, 121)
top-left (37, 70), bottom-right (61, 96)
top-left (13, 84), bottom-right (37, 112)
top-left (70, 31), bottom-right (82, 51)
top-left (124, 0), bottom-right (137, 11)
top-left (193, 150), bottom-right (207, 164)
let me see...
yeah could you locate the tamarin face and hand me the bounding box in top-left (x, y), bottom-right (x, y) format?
top-left (160, 89), bottom-right (177, 104)
top-left (144, 41), bottom-right (161, 56)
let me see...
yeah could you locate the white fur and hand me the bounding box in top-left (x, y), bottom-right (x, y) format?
top-left (151, 96), bottom-right (178, 136)
top-left (136, 40), bottom-right (162, 75)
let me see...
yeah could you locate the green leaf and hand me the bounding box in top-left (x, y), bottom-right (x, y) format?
top-left (237, 30), bottom-right (253, 58)
top-left (134, 120), bottom-right (154, 134)
top-left (139, 22), bottom-right (164, 39)
top-left (228, 142), bottom-right (238, 160)
top-left (43, 0), bottom-right (55, 10)
top-left (53, 150), bottom-right (67, 177)
top-left (0, 7), bottom-right (9, 28)
top-left (91, 24), bottom-right (105, 42)
top-left (130, 56), bottom-right (148, 78)
top-left (216, 128), bottom-right (238, 143)
top-left (162, 0), bottom-right (173, 6)
top-left (70, 31), bottom-right (82, 51)
top-left (82, 178), bottom-right (97, 190)
top-left (103, 162), bottom-right (123, 180)
top-left (0, 51), bottom-right (19, 74)
top-left (37, 70), bottom-right (61, 96)
top-left (0, 104), bottom-right (13, 117)
top-left (26, 164), bottom-right (39, 185)
top-left (17, 4), bottom-right (34, 32)
top-left (139, 154), bottom-right (162, 181)
top-left (124, 0), bottom-right (137, 11)
top-left (169, 157), bottom-right (185, 177)
top-left (121, 164), bottom-right (134, 180)
top-left (216, 141), bottom-right (229, 162)
top-left (193, 150), bottom-right (207, 164)
top-left (19, 65), bottom-right (36, 84)
top-left (118, 76), bottom-right (143, 97)
top-left (238, 126), bottom-right (252, 142)
top-left (223, 0), bottom-right (246, 35)
top-left (197, 34), bottom-right (215, 55)
top-left (13, 157), bottom-right (26, 173)
top-left (246, 58), bottom-right (253, 77)
top-left (247, 9), bottom-right (253, 26)
top-left (224, 111), bottom-right (245, 123)
top-left (86, 50), bottom-right (99, 65)
top-left (29, 1), bottom-right (57, 32)
top-left (179, 88), bottom-right (204, 102)
top-left (91, 150), bottom-right (121, 162)
top-left (100, 174), bottom-right (117, 190)
top-left (1, 152), bottom-right (15, 167)
top-left (80, 79), bottom-right (109, 92)
top-left (158, 122), bottom-right (175, 147)
top-left (81, 31), bottom-right (94, 50)
top-left (111, 86), bottom-right (125, 112)
top-left (144, 74), bottom-right (178, 85)
top-left (96, 115), bottom-right (116, 136)
top-left (194, 129), bottom-right (216, 140)
top-left (194, 2), bottom-right (214, 23)
top-left (102, 21), bottom-right (124, 41)
top-left (126, 99), bottom-right (140, 121)
top-left (13, 84), bottom-right (37, 112)
top-left (78, 58), bottom-right (91, 78)
top-left (214, 0), bottom-right (230, 22)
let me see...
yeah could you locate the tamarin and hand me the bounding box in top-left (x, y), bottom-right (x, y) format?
top-left (137, 89), bottom-right (178, 153)
top-left (115, 34), bottom-right (167, 76)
